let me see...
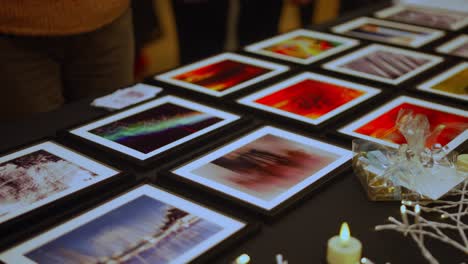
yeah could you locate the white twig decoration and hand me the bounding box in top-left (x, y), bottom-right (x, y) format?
top-left (375, 180), bottom-right (468, 264)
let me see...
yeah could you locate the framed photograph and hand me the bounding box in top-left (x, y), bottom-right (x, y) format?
top-left (375, 5), bottom-right (468, 30)
top-left (155, 53), bottom-right (289, 97)
top-left (436, 35), bottom-right (468, 59)
top-left (323, 44), bottom-right (443, 85)
top-left (237, 72), bottom-right (381, 125)
top-left (172, 126), bottom-right (352, 214)
top-left (338, 96), bottom-right (468, 151)
top-left (417, 62), bottom-right (468, 101)
top-left (331, 17), bottom-right (444, 48)
top-left (69, 95), bottom-right (240, 163)
top-left (0, 184), bottom-right (247, 264)
top-left (244, 29), bottom-right (359, 64)
top-left (0, 141), bottom-right (120, 225)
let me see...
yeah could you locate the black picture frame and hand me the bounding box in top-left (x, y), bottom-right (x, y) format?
top-left (0, 183), bottom-right (259, 264)
top-left (322, 44), bottom-right (445, 86)
top-left (326, 93), bottom-right (468, 153)
top-left (162, 125), bottom-right (353, 217)
top-left (154, 52), bottom-right (290, 98)
top-left (243, 29), bottom-right (360, 65)
top-left (235, 71), bottom-right (390, 131)
top-left (411, 61), bottom-right (468, 104)
top-left (0, 140), bottom-right (127, 237)
top-left (64, 95), bottom-right (250, 168)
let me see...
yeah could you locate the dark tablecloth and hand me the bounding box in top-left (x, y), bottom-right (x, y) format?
top-left (1, 2), bottom-right (467, 263)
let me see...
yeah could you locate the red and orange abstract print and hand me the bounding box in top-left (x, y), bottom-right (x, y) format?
top-left (354, 102), bottom-right (468, 146)
top-left (263, 36), bottom-right (341, 59)
top-left (255, 80), bottom-right (365, 119)
top-left (173, 60), bottom-right (271, 92)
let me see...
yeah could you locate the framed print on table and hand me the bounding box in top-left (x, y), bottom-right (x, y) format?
top-left (374, 5), bottom-right (468, 31)
top-left (436, 35), bottom-right (468, 59)
top-left (331, 17), bottom-right (444, 48)
top-left (244, 29), bottom-right (359, 64)
top-left (171, 126), bottom-right (353, 215)
top-left (0, 184), bottom-right (248, 264)
top-left (155, 53), bottom-right (289, 97)
top-left (323, 44), bottom-right (443, 85)
top-left (0, 141), bottom-right (120, 225)
top-left (338, 96), bottom-right (468, 151)
top-left (69, 95), bottom-right (240, 165)
top-left (237, 72), bottom-right (381, 126)
top-left (417, 62), bottom-right (468, 102)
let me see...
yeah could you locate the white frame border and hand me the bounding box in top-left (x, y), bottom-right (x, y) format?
top-left (323, 44), bottom-right (443, 85)
top-left (436, 35), bottom-right (468, 58)
top-left (244, 29), bottom-right (359, 64)
top-left (237, 72), bottom-right (381, 125)
top-left (417, 62), bottom-right (468, 101)
top-left (70, 95), bottom-right (240, 161)
top-left (0, 185), bottom-right (245, 264)
top-left (375, 5), bottom-right (468, 31)
top-left (155, 53), bottom-right (289, 97)
top-left (332, 17), bottom-right (444, 48)
top-left (173, 126), bottom-right (352, 211)
top-left (339, 96), bottom-right (468, 151)
top-left (0, 141), bottom-right (120, 225)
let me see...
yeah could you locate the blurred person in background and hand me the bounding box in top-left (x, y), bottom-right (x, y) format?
top-left (172, 0), bottom-right (284, 64)
top-left (0, 0), bottom-right (135, 122)
top-left (132, 0), bottom-right (162, 80)
top-left (171, 0), bottom-right (384, 64)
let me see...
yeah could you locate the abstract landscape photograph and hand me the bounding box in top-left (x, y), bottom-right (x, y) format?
top-left (418, 62), bottom-right (468, 101)
top-left (339, 96), bottom-right (468, 150)
top-left (156, 53), bottom-right (288, 96)
top-left (0, 185), bottom-right (245, 264)
top-left (173, 127), bottom-right (352, 210)
top-left (324, 44), bottom-right (443, 84)
top-left (238, 73), bottom-right (380, 125)
top-left (89, 103), bottom-right (224, 154)
top-left (0, 142), bottom-right (118, 224)
top-left (245, 29), bottom-right (358, 64)
top-left (70, 96), bottom-right (239, 160)
top-left (375, 5), bottom-right (468, 30)
top-left (332, 17), bottom-right (443, 47)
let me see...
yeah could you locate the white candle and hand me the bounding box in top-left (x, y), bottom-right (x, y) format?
top-left (327, 222), bottom-right (362, 264)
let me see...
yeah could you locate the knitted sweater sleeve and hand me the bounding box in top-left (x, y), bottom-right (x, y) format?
top-left (0, 0), bottom-right (130, 36)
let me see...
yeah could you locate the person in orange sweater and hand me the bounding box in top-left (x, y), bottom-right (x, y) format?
top-left (0, 0), bottom-right (134, 121)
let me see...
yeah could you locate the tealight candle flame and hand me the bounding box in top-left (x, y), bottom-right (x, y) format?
top-left (339, 222), bottom-right (351, 246)
top-left (235, 254), bottom-right (250, 264)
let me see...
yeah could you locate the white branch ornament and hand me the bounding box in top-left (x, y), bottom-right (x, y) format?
top-left (375, 179), bottom-right (468, 264)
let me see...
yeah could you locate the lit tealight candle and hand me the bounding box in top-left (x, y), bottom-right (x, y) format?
top-left (327, 222), bottom-right (362, 264)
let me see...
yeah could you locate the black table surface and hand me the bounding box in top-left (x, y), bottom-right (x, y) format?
top-left (1, 2), bottom-right (467, 263)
